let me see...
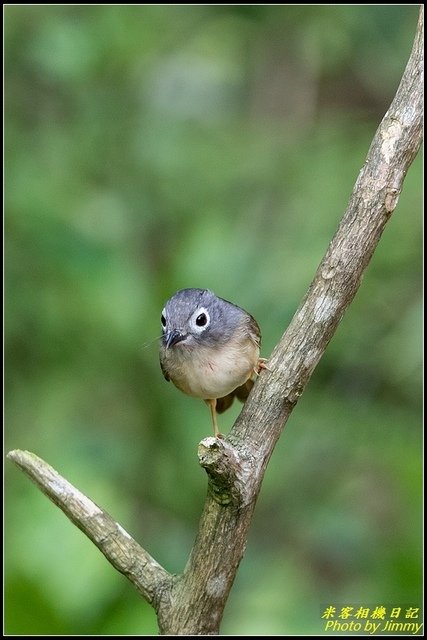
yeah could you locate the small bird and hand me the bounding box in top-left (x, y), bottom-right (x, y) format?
top-left (159, 288), bottom-right (265, 437)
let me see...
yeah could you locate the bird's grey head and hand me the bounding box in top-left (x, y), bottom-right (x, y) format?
top-left (160, 288), bottom-right (245, 350)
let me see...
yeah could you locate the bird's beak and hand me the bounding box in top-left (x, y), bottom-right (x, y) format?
top-left (165, 329), bottom-right (186, 348)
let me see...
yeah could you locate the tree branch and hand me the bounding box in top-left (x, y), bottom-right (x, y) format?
top-left (6, 449), bottom-right (173, 611)
top-left (234, 5), bottom-right (423, 454)
top-left (157, 7), bottom-right (423, 634)
top-left (7, 7), bottom-right (423, 636)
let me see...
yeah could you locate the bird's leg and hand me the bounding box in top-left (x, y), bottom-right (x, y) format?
top-left (205, 398), bottom-right (223, 438)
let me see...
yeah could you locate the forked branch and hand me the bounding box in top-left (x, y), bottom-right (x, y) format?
top-left (7, 7), bottom-right (423, 636)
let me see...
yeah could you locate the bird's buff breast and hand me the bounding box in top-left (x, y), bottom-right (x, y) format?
top-left (162, 339), bottom-right (259, 400)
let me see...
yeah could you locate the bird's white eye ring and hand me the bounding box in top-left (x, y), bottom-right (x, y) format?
top-left (190, 307), bottom-right (210, 333)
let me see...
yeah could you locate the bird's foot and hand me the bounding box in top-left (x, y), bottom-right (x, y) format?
top-left (255, 357), bottom-right (273, 375)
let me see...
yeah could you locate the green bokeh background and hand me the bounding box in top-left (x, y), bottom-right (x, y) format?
top-left (5, 5), bottom-right (422, 635)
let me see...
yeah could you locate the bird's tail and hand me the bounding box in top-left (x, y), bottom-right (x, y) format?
top-left (215, 379), bottom-right (255, 414)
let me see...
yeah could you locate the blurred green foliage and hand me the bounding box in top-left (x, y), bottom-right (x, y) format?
top-left (5, 5), bottom-right (422, 635)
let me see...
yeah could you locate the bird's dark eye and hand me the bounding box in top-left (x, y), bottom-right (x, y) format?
top-left (196, 313), bottom-right (207, 327)
top-left (161, 314), bottom-right (166, 327)
top-left (192, 307), bottom-right (210, 331)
